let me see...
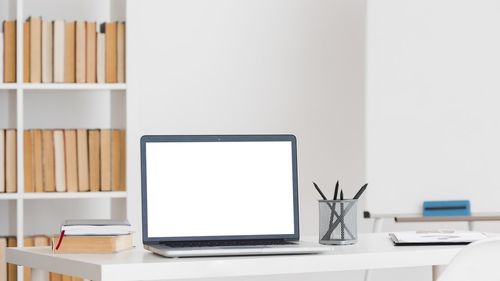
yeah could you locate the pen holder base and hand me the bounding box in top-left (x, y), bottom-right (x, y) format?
top-left (318, 199), bottom-right (358, 245)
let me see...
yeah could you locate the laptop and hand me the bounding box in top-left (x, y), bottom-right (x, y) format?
top-left (140, 134), bottom-right (331, 257)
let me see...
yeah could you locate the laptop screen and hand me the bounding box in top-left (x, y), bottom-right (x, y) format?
top-left (140, 135), bottom-right (299, 242)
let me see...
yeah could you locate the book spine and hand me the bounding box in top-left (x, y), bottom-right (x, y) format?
top-left (75, 21), bottom-right (86, 83)
top-left (64, 21), bottom-right (76, 83)
top-left (42, 130), bottom-right (55, 192)
top-left (53, 20), bottom-right (65, 83)
top-left (23, 21), bottom-right (30, 83)
top-left (100, 129), bottom-right (111, 191)
top-left (0, 130), bottom-right (4, 193)
top-left (41, 20), bottom-right (53, 83)
top-left (76, 129), bottom-right (89, 192)
top-left (5, 129), bottom-right (17, 193)
top-left (29, 16), bottom-right (42, 83)
top-left (64, 130), bottom-right (78, 192)
top-left (3, 20), bottom-right (16, 83)
top-left (24, 130), bottom-right (35, 193)
top-left (54, 130), bottom-right (66, 192)
top-left (86, 22), bottom-right (97, 83)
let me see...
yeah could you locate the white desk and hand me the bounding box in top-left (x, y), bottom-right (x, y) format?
top-left (6, 233), bottom-right (464, 281)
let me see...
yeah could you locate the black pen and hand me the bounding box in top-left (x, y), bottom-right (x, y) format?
top-left (353, 183), bottom-right (368, 200)
top-left (312, 182), bottom-right (328, 200)
top-left (340, 190), bottom-right (345, 240)
top-left (333, 181), bottom-right (339, 200)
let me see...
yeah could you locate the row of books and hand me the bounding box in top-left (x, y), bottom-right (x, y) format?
top-left (0, 129), bottom-right (126, 193)
top-left (1, 17), bottom-right (125, 84)
top-left (0, 236), bottom-right (87, 281)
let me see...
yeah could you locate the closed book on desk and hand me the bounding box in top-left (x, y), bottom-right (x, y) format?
top-left (53, 233), bottom-right (133, 254)
top-left (390, 231), bottom-right (487, 246)
top-left (61, 219), bottom-right (131, 236)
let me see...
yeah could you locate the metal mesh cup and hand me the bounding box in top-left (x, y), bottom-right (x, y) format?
top-left (318, 199), bottom-right (358, 245)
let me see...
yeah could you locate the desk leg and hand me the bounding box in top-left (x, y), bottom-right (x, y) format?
top-left (432, 265), bottom-right (445, 281)
top-left (32, 268), bottom-right (50, 281)
top-left (364, 218), bottom-right (384, 281)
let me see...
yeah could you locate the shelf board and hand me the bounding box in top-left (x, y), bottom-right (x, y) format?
top-left (22, 191), bottom-right (127, 200)
top-left (0, 193), bottom-right (20, 200)
top-left (22, 84), bottom-right (127, 91)
top-left (0, 84), bottom-right (17, 90)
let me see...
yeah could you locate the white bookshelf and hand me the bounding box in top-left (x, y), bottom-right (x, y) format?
top-left (0, 0), bottom-right (127, 280)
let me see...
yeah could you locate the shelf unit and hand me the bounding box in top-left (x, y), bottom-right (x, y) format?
top-left (1, 0), bottom-right (127, 280)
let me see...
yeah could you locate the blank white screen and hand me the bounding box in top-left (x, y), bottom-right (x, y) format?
top-left (146, 141), bottom-right (296, 238)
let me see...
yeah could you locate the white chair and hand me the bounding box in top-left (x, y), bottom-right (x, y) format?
top-left (438, 237), bottom-right (500, 281)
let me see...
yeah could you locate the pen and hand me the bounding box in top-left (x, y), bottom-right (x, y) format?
top-left (353, 183), bottom-right (368, 200)
top-left (333, 181), bottom-right (339, 200)
top-left (340, 190), bottom-right (344, 240)
top-left (312, 182), bottom-right (328, 200)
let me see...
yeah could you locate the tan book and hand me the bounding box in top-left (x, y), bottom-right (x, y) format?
top-left (0, 32), bottom-right (3, 82)
top-left (88, 129), bottom-right (100, 192)
top-left (62, 275), bottom-right (72, 281)
top-left (0, 238), bottom-right (7, 281)
top-left (86, 22), bottom-right (96, 83)
top-left (119, 130), bottom-right (126, 191)
top-left (42, 130), bottom-right (55, 192)
top-left (42, 20), bottom-right (53, 83)
top-left (53, 130), bottom-right (66, 192)
top-left (24, 130), bottom-right (35, 192)
top-left (64, 130), bottom-right (78, 192)
top-left (100, 129), bottom-right (111, 191)
top-left (23, 21), bottom-right (30, 83)
top-left (23, 237), bottom-right (34, 281)
top-left (111, 130), bottom-right (120, 191)
top-left (96, 32), bottom-right (105, 83)
top-left (33, 129), bottom-right (44, 192)
top-left (75, 21), bottom-right (86, 83)
top-left (52, 234), bottom-right (133, 253)
top-left (72, 278), bottom-right (83, 281)
top-left (64, 21), bottom-right (75, 83)
top-left (50, 273), bottom-right (62, 281)
top-left (53, 20), bottom-right (65, 83)
top-left (3, 20), bottom-right (16, 83)
top-left (6, 238), bottom-right (16, 281)
top-left (29, 16), bottom-right (42, 83)
top-left (76, 129), bottom-right (89, 191)
top-left (5, 129), bottom-right (16, 193)
top-left (117, 22), bottom-right (125, 83)
top-left (0, 130), bottom-right (4, 193)
top-left (33, 235), bottom-right (49, 246)
top-left (101, 22), bottom-right (117, 83)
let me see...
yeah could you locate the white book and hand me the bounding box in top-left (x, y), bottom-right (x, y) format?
top-left (390, 231), bottom-right (487, 245)
top-left (0, 130), bottom-right (4, 192)
top-left (42, 20), bottom-right (53, 83)
top-left (0, 33), bottom-right (3, 83)
top-left (96, 33), bottom-right (105, 83)
top-left (53, 20), bottom-right (65, 83)
top-left (54, 130), bottom-right (66, 192)
top-left (61, 219), bottom-right (132, 236)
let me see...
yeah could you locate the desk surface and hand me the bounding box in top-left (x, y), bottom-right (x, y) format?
top-left (6, 233), bottom-right (467, 281)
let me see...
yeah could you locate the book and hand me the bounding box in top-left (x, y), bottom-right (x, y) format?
top-left (42, 20), bottom-right (53, 83)
top-left (119, 130), bottom-right (126, 191)
top-left (23, 21), bottom-right (30, 83)
top-left (0, 130), bottom-right (4, 193)
top-left (24, 130), bottom-right (35, 193)
top-left (53, 20), bottom-right (65, 83)
top-left (60, 219), bottom-right (132, 235)
top-left (96, 32), bottom-right (105, 83)
top-left (23, 237), bottom-right (34, 281)
top-left (0, 237), bottom-right (6, 281)
top-left (117, 22), bottom-right (125, 83)
top-left (101, 22), bottom-right (117, 83)
top-left (100, 129), bottom-right (111, 191)
top-left (0, 32), bottom-right (3, 83)
top-left (111, 130), bottom-right (121, 191)
top-left (5, 129), bottom-right (16, 193)
top-left (53, 233), bottom-right (133, 253)
top-left (33, 129), bottom-right (43, 192)
top-left (88, 129), bottom-right (100, 192)
top-left (86, 22), bottom-right (97, 83)
top-left (54, 130), bottom-right (66, 192)
top-left (64, 21), bottom-right (76, 83)
top-left (64, 130), bottom-right (78, 192)
top-left (76, 129), bottom-right (89, 191)
top-left (50, 273), bottom-right (62, 281)
top-left (75, 21), bottom-right (86, 83)
top-left (3, 20), bottom-right (16, 83)
top-left (6, 238), bottom-right (15, 281)
top-left (42, 130), bottom-right (55, 192)
top-left (389, 231), bottom-right (488, 246)
top-left (29, 16), bottom-right (42, 83)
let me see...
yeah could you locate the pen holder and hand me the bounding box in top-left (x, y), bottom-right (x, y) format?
top-left (318, 199), bottom-right (357, 245)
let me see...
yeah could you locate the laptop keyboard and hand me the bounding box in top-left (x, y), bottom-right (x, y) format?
top-left (161, 240), bottom-right (296, 248)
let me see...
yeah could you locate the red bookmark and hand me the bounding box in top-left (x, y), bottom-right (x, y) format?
top-left (55, 230), bottom-right (65, 250)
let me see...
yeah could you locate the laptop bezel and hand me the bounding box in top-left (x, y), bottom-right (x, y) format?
top-left (140, 134), bottom-right (300, 244)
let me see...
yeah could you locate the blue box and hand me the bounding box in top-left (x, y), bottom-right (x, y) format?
top-left (423, 200), bottom-right (471, 217)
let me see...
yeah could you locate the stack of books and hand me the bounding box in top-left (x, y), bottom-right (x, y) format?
top-left (53, 219), bottom-right (133, 253)
top-left (23, 129), bottom-right (126, 193)
top-left (0, 18), bottom-right (126, 83)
